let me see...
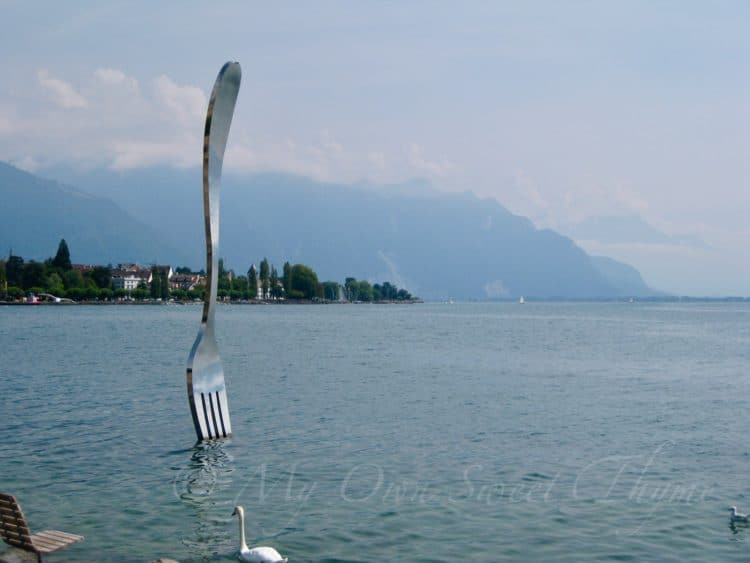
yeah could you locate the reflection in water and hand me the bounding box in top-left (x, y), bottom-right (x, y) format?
top-left (174, 440), bottom-right (235, 559)
top-left (729, 520), bottom-right (749, 537)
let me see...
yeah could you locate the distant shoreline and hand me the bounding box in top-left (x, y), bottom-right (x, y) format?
top-left (3, 297), bottom-right (750, 306)
top-left (0, 299), bottom-right (424, 306)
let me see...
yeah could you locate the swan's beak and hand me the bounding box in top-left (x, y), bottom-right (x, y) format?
top-left (231, 507), bottom-right (237, 516)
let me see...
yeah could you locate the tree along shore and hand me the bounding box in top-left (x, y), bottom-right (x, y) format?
top-left (0, 298), bottom-right (422, 306)
top-left (0, 240), bottom-right (418, 304)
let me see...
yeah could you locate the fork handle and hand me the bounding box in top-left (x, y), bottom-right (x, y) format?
top-left (202, 62), bottom-right (241, 326)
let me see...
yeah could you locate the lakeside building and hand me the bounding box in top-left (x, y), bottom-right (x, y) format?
top-left (111, 271), bottom-right (142, 291)
top-left (111, 265), bottom-right (152, 290)
top-left (255, 279), bottom-right (285, 300)
top-left (170, 273), bottom-right (204, 291)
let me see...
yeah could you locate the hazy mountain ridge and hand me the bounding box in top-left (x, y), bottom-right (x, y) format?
top-left (564, 213), bottom-right (704, 248)
top-left (3, 163), bottom-right (660, 299)
top-left (0, 162), bottom-right (188, 265)
top-left (590, 256), bottom-right (664, 298)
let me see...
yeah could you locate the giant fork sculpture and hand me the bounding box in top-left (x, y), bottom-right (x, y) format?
top-left (187, 62), bottom-right (241, 441)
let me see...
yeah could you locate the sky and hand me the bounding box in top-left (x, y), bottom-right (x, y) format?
top-left (1, 1), bottom-right (748, 295)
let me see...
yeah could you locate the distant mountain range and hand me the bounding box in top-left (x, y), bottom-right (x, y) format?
top-left (1, 162), bottom-right (660, 299)
top-left (0, 162), bottom-right (189, 266)
top-left (563, 213), bottom-right (703, 247)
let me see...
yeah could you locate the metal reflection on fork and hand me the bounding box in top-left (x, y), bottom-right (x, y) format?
top-left (187, 62), bottom-right (241, 441)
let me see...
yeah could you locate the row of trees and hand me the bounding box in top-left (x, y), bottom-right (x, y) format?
top-left (343, 278), bottom-right (413, 302)
top-left (1, 241), bottom-right (417, 303)
top-left (216, 258), bottom-right (327, 301)
top-left (217, 257), bottom-right (414, 302)
top-left (0, 240), bottom-right (120, 301)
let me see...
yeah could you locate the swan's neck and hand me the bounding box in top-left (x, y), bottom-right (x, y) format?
top-left (238, 510), bottom-right (249, 551)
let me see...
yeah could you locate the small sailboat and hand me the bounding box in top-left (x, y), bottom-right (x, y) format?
top-left (519, 296), bottom-right (525, 304)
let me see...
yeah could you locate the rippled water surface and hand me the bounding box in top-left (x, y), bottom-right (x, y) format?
top-left (1, 302), bottom-right (749, 561)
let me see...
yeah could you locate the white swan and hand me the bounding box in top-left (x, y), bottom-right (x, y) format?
top-left (729, 506), bottom-right (749, 523)
top-left (232, 505), bottom-right (288, 562)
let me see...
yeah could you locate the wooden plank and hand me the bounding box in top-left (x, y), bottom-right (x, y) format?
top-left (3, 537), bottom-right (33, 549)
top-left (32, 540), bottom-right (70, 553)
top-left (6, 538), bottom-right (32, 550)
top-left (0, 504), bottom-right (21, 516)
top-left (0, 496), bottom-right (25, 515)
top-left (31, 539), bottom-right (61, 550)
top-left (39, 529), bottom-right (83, 542)
top-left (5, 532), bottom-right (33, 545)
top-left (34, 533), bottom-right (79, 547)
top-left (29, 534), bottom-right (63, 552)
top-left (0, 515), bottom-right (26, 529)
top-left (33, 531), bottom-right (81, 545)
top-left (0, 530), bottom-right (33, 544)
top-left (2, 525), bottom-right (32, 537)
top-left (1, 520), bottom-right (32, 533)
top-left (4, 539), bottom-right (34, 551)
top-left (32, 531), bottom-right (63, 541)
top-left (0, 505), bottom-right (23, 517)
top-left (0, 522), bottom-right (33, 539)
top-left (32, 536), bottom-right (66, 549)
top-left (1, 526), bottom-right (29, 536)
top-left (2, 528), bottom-right (32, 542)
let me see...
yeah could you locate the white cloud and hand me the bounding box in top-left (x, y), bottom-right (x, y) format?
top-left (111, 138), bottom-right (199, 170)
top-left (224, 144), bottom-right (259, 171)
top-left (225, 130), bottom-right (370, 183)
top-left (12, 156), bottom-right (40, 172)
top-left (37, 69), bottom-right (88, 108)
top-left (497, 169), bottom-right (655, 234)
top-left (153, 75), bottom-right (206, 125)
top-left (221, 136), bottom-right (460, 189)
top-left (514, 169), bottom-right (548, 210)
top-left (7, 68), bottom-right (460, 188)
top-left (561, 176), bottom-right (649, 223)
top-left (94, 68), bottom-right (139, 91)
top-left (408, 143), bottom-right (454, 177)
top-left (102, 73), bottom-right (207, 169)
top-left (2, 68), bottom-right (212, 171)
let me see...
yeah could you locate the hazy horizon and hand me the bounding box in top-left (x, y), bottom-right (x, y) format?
top-left (1, 2), bottom-right (748, 295)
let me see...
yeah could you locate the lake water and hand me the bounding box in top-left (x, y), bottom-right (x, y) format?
top-left (1, 302), bottom-right (749, 561)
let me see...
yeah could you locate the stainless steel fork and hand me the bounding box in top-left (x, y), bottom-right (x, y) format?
top-left (186, 62), bottom-right (241, 441)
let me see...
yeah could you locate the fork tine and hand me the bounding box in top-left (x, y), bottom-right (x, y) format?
top-left (187, 361), bottom-right (234, 440)
top-left (191, 389), bottom-right (231, 440)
